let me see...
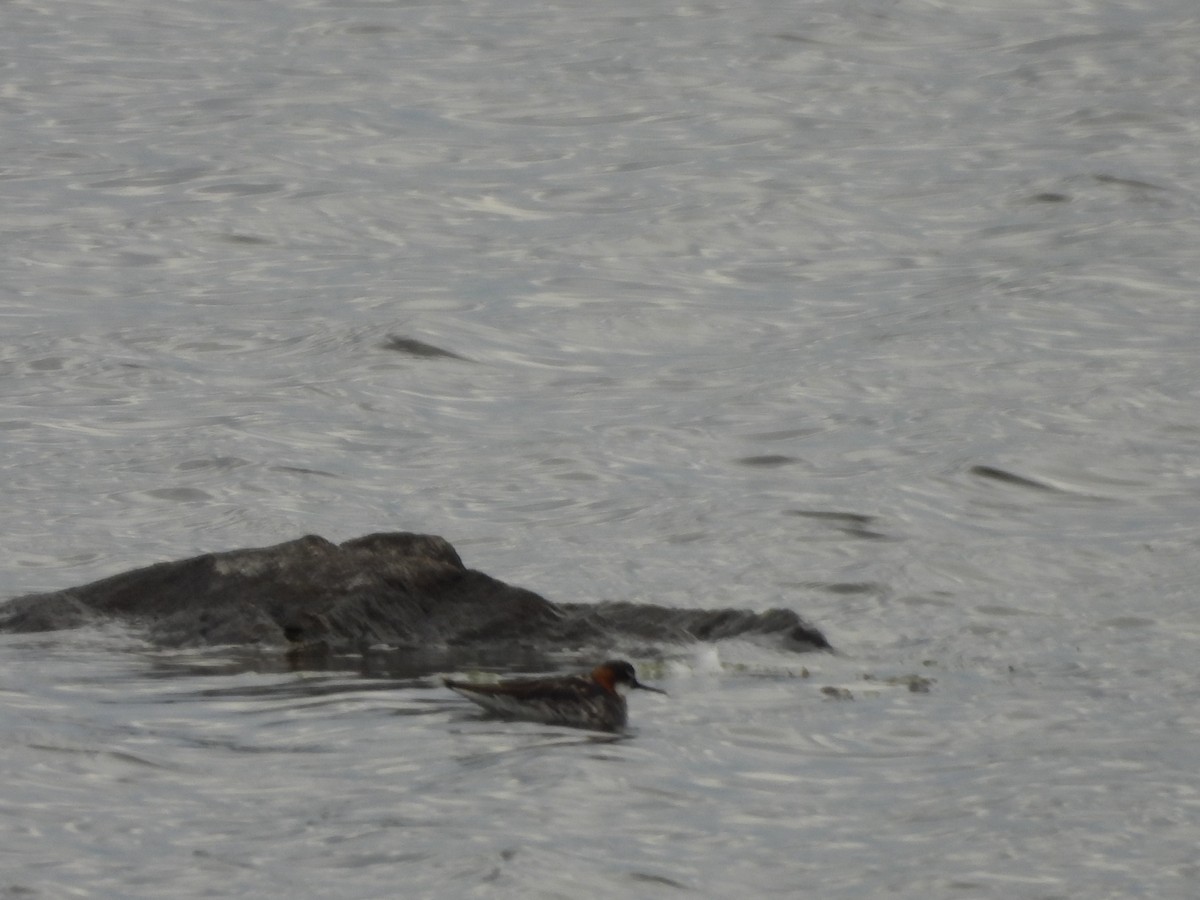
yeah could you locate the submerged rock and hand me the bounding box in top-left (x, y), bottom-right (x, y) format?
top-left (0, 532), bottom-right (829, 655)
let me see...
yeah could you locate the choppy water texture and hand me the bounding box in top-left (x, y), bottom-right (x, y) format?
top-left (3, 0), bottom-right (1200, 896)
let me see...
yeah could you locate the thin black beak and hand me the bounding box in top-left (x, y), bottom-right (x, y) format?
top-left (633, 681), bottom-right (668, 695)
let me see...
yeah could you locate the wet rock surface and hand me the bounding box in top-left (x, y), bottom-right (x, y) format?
top-left (0, 532), bottom-right (829, 655)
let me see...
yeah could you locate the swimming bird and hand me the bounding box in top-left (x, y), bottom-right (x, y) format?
top-left (443, 660), bottom-right (666, 731)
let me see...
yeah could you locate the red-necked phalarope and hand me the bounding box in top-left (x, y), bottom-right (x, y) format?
top-left (443, 660), bottom-right (667, 731)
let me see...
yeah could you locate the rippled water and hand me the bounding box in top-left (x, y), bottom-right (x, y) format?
top-left (4, 0), bottom-right (1200, 896)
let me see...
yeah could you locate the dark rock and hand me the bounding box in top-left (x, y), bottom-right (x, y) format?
top-left (0, 532), bottom-right (829, 655)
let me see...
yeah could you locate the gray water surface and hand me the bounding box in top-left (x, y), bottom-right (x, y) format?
top-left (3, 0), bottom-right (1200, 896)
